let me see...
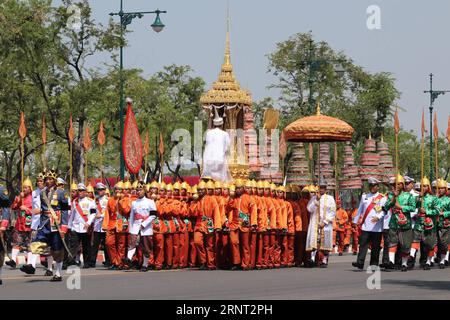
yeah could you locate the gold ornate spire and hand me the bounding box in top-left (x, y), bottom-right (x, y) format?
top-left (316, 102), bottom-right (321, 116)
top-left (200, 13), bottom-right (252, 106)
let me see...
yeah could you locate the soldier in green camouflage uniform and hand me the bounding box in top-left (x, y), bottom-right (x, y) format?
top-left (412, 177), bottom-right (439, 270)
top-left (435, 179), bottom-right (450, 269)
top-left (383, 175), bottom-right (416, 272)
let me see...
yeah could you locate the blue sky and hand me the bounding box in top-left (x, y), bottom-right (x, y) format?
top-left (61, 0), bottom-right (450, 135)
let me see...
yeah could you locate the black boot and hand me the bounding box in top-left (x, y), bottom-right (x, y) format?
top-left (50, 275), bottom-right (62, 282)
top-left (352, 262), bottom-right (364, 270)
top-left (19, 264), bottom-right (35, 275)
top-left (5, 260), bottom-right (16, 269)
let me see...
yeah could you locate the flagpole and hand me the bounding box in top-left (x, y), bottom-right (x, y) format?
top-left (334, 142), bottom-right (338, 199)
top-left (70, 141), bottom-right (72, 186)
top-left (421, 109), bottom-right (425, 202)
top-left (21, 137), bottom-right (24, 191)
top-left (434, 113), bottom-right (439, 180)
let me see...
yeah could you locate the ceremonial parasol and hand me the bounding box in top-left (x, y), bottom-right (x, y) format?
top-left (283, 103), bottom-right (354, 189)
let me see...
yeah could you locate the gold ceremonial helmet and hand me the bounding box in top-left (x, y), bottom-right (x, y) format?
top-left (115, 181), bottom-right (124, 189)
top-left (70, 183), bottom-right (78, 191)
top-left (181, 182), bottom-right (189, 190)
top-left (206, 180), bottom-right (215, 189)
top-left (229, 185), bottom-right (236, 192)
top-left (145, 183), bottom-right (151, 192)
top-left (23, 178), bottom-right (33, 191)
top-left (421, 176), bottom-right (431, 187)
top-left (191, 185), bottom-right (198, 194)
top-left (123, 181), bottom-right (132, 190)
top-left (395, 174), bottom-right (405, 184)
top-left (257, 180), bottom-right (264, 189)
top-left (250, 180), bottom-right (257, 188)
top-left (197, 181), bottom-right (207, 190)
top-left (277, 185), bottom-right (285, 192)
top-left (159, 182), bottom-right (167, 190)
top-left (263, 181), bottom-right (271, 189)
top-left (270, 183), bottom-right (277, 191)
top-left (222, 183), bottom-right (229, 190)
top-left (150, 181), bottom-right (159, 189)
top-left (166, 183), bottom-right (173, 191)
top-left (37, 172), bottom-right (46, 181)
top-left (87, 184), bottom-right (94, 193)
top-left (301, 185), bottom-right (310, 193)
top-left (131, 180), bottom-right (139, 189)
top-left (244, 179), bottom-right (253, 188)
top-left (234, 179), bottom-right (244, 188)
top-left (437, 179), bottom-right (447, 189)
top-left (173, 181), bottom-right (181, 190)
top-left (214, 181), bottom-right (222, 189)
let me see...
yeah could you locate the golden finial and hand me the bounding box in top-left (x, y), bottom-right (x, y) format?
top-left (381, 133), bottom-right (384, 142)
top-left (369, 130), bottom-right (372, 140)
top-left (224, 3), bottom-right (231, 66)
top-left (316, 102), bottom-right (321, 116)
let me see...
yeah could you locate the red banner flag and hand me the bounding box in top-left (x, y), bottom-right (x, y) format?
top-left (42, 114), bottom-right (47, 144)
top-left (434, 112), bottom-right (438, 140)
top-left (18, 112), bottom-right (26, 140)
top-left (83, 126), bottom-right (92, 151)
top-left (143, 131), bottom-right (149, 156)
top-left (122, 99), bottom-right (143, 174)
top-left (394, 109), bottom-right (400, 135)
top-left (159, 133), bottom-right (165, 156)
top-left (68, 115), bottom-right (75, 143)
top-left (97, 121), bottom-right (106, 146)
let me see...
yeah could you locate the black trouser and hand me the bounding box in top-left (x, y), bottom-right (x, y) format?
top-left (68, 231), bottom-right (91, 266)
top-left (357, 231), bottom-right (382, 267)
top-left (382, 229), bottom-right (390, 264)
top-left (90, 232), bottom-right (110, 267)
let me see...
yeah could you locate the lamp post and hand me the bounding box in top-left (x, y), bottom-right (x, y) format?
top-left (423, 73), bottom-right (450, 181)
top-left (306, 37), bottom-right (345, 114)
top-left (110, 1), bottom-right (166, 180)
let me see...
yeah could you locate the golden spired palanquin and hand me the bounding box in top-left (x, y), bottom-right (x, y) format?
top-left (200, 26), bottom-right (253, 179)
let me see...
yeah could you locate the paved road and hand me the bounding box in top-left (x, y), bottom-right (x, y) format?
top-left (1, 254), bottom-right (450, 299)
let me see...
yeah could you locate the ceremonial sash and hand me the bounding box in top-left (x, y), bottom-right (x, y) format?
top-left (75, 200), bottom-right (89, 223)
top-left (135, 213), bottom-right (149, 221)
top-left (360, 194), bottom-right (384, 227)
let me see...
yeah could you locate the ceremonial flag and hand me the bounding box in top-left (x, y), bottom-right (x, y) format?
top-left (434, 112), bottom-right (438, 139)
top-left (143, 131), bottom-right (149, 156)
top-left (83, 126), bottom-right (92, 150)
top-left (159, 133), bottom-right (165, 156)
top-left (97, 121), bottom-right (106, 146)
top-left (42, 114), bottom-right (47, 144)
top-left (68, 115), bottom-right (75, 143)
top-left (122, 98), bottom-right (143, 174)
top-left (18, 112), bottom-right (26, 139)
top-left (394, 109), bottom-right (400, 135)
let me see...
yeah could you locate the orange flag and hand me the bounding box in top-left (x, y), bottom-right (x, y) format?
top-left (42, 114), bottom-right (47, 144)
top-left (434, 112), bottom-right (438, 140)
top-left (394, 109), bottom-right (400, 135)
top-left (159, 133), bottom-right (165, 156)
top-left (97, 121), bottom-right (105, 146)
top-left (446, 116), bottom-right (450, 144)
top-left (421, 109), bottom-right (425, 138)
top-left (18, 112), bottom-right (26, 140)
top-left (279, 130), bottom-right (287, 160)
top-left (83, 126), bottom-right (92, 150)
top-left (143, 131), bottom-right (149, 156)
top-left (68, 115), bottom-right (75, 143)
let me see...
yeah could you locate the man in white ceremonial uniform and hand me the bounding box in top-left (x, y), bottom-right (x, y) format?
top-left (351, 177), bottom-right (387, 270)
top-left (123, 182), bottom-right (157, 272)
top-left (67, 183), bottom-right (96, 268)
top-left (201, 107), bottom-right (232, 182)
top-left (89, 183), bottom-right (110, 268)
top-left (306, 177), bottom-right (336, 267)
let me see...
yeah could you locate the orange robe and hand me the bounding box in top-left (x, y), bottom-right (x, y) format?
top-left (335, 208), bottom-right (348, 254)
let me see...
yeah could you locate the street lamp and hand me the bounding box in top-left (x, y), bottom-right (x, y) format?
top-left (110, 1), bottom-right (167, 180)
top-left (423, 73), bottom-right (450, 181)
